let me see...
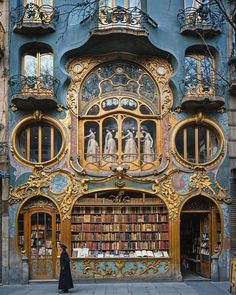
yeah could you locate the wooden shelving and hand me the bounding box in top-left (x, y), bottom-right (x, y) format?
top-left (71, 205), bottom-right (169, 257)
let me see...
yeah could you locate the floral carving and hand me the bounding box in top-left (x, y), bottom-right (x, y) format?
top-left (152, 170), bottom-right (181, 220)
top-left (9, 167), bottom-right (81, 220)
top-left (188, 167), bottom-right (230, 204)
top-left (79, 259), bottom-right (169, 279)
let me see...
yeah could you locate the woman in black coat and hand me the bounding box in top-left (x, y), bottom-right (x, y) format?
top-left (58, 243), bottom-right (74, 293)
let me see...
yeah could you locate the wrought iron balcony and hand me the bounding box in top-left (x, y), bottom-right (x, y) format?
top-left (9, 75), bottom-right (60, 111)
top-left (81, 6), bottom-right (157, 36)
top-left (179, 78), bottom-right (225, 111)
top-left (11, 3), bottom-right (59, 34)
top-left (177, 4), bottom-right (223, 37)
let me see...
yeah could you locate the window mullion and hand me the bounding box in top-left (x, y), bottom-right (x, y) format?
top-left (50, 127), bottom-right (54, 159)
top-left (38, 125), bottom-right (42, 162)
top-left (37, 52), bottom-right (40, 77)
top-left (206, 128), bottom-right (210, 161)
top-left (183, 128), bottom-right (187, 160)
top-left (27, 127), bottom-right (30, 161)
top-left (195, 127), bottom-right (199, 164)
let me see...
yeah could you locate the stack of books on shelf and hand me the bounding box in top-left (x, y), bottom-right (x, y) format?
top-left (71, 248), bottom-right (169, 258)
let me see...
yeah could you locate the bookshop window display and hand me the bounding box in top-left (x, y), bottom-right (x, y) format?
top-left (71, 191), bottom-right (169, 259)
top-left (78, 60), bottom-right (161, 172)
top-left (180, 196), bottom-right (222, 279)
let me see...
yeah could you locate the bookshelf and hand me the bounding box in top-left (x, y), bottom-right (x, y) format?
top-left (71, 204), bottom-right (169, 258)
top-left (30, 212), bottom-right (53, 256)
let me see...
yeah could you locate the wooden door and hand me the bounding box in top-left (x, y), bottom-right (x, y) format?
top-left (28, 211), bottom-right (56, 279)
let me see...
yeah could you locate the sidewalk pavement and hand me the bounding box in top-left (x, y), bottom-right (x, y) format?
top-left (0, 281), bottom-right (232, 295)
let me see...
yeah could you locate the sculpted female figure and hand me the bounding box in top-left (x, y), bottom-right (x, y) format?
top-left (123, 129), bottom-right (138, 162)
top-left (141, 129), bottom-right (155, 162)
top-left (84, 128), bottom-right (99, 163)
top-left (103, 128), bottom-right (117, 162)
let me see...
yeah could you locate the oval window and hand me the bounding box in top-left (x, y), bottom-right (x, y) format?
top-left (16, 121), bottom-right (63, 164)
top-left (175, 124), bottom-right (220, 164)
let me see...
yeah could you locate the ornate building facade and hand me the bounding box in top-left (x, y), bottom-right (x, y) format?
top-left (3, 0), bottom-right (233, 283)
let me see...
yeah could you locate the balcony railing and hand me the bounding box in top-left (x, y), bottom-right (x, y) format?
top-left (179, 77), bottom-right (225, 111)
top-left (11, 3), bottom-right (59, 34)
top-left (81, 6), bottom-right (157, 35)
top-left (9, 75), bottom-right (60, 111)
top-left (177, 5), bottom-right (223, 37)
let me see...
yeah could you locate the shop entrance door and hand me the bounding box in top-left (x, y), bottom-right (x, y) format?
top-left (180, 213), bottom-right (212, 278)
top-left (28, 211), bottom-right (57, 279)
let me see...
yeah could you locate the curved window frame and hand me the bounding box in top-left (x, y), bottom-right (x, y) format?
top-left (184, 52), bottom-right (215, 96)
top-left (22, 50), bottom-right (53, 78)
top-left (173, 117), bottom-right (224, 168)
top-left (11, 115), bottom-right (66, 167)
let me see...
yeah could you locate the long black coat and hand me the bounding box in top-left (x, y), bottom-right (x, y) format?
top-left (58, 250), bottom-right (74, 291)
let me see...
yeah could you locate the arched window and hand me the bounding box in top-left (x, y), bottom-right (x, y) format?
top-left (23, 50), bottom-right (53, 78)
top-left (79, 60), bottom-right (161, 171)
top-left (21, 50), bottom-right (54, 92)
top-left (184, 51), bottom-right (214, 95)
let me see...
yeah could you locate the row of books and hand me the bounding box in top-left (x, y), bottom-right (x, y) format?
top-left (71, 240), bottom-right (169, 251)
top-left (71, 223), bottom-right (168, 232)
top-left (71, 248), bottom-right (169, 258)
top-left (72, 206), bottom-right (167, 215)
top-left (71, 214), bottom-right (168, 223)
top-left (72, 232), bottom-right (169, 241)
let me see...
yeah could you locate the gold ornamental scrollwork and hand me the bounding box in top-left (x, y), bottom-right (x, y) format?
top-left (152, 170), bottom-right (181, 220)
top-left (9, 166), bottom-right (50, 205)
top-left (79, 258), bottom-right (169, 279)
top-left (9, 167), bottom-right (82, 220)
top-left (186, 167), bottom-right (231, 204)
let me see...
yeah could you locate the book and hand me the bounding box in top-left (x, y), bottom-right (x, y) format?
top-left (154, 251), bottom-right (163, 258)
top-left (162, 251), bottom-right (169, 257)
top-left (142, 250), bottom-right (148, 257)
top-left (147, 250), bottom-right (154, 257)
top-left (135, 250), bottom-right (142, 257)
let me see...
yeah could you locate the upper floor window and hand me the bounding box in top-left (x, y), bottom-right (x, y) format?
top-left (185, 0), bottom-right (209, 8)
top-left (22, 50), bottom-right (54, 90)
top-left (184, 52), bottom-right (214, 95)
top-left (100, 0), bottom-right (140, 8)
top-left (23, 51), bottom-right (53, 78)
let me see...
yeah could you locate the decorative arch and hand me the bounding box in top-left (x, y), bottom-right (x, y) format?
top-left (66, 53), bottom-right (173, 172)
top-left (66, 53), bottom-right (173, 117)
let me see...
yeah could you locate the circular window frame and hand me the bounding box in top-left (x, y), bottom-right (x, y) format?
top-left (11, 115), bottom-right (66, 167)
top-left (172, 117), bottom-right (225, 169)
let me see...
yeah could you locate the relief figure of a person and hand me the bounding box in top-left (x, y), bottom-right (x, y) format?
top-left (141, 129), bottom-right (155, 162)
top-left (123, 129), bottom-right (138, 162)
top-left (103, 129), bottom-right (117, 162)
top-left (85, 128), bottom-right (99, 163)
